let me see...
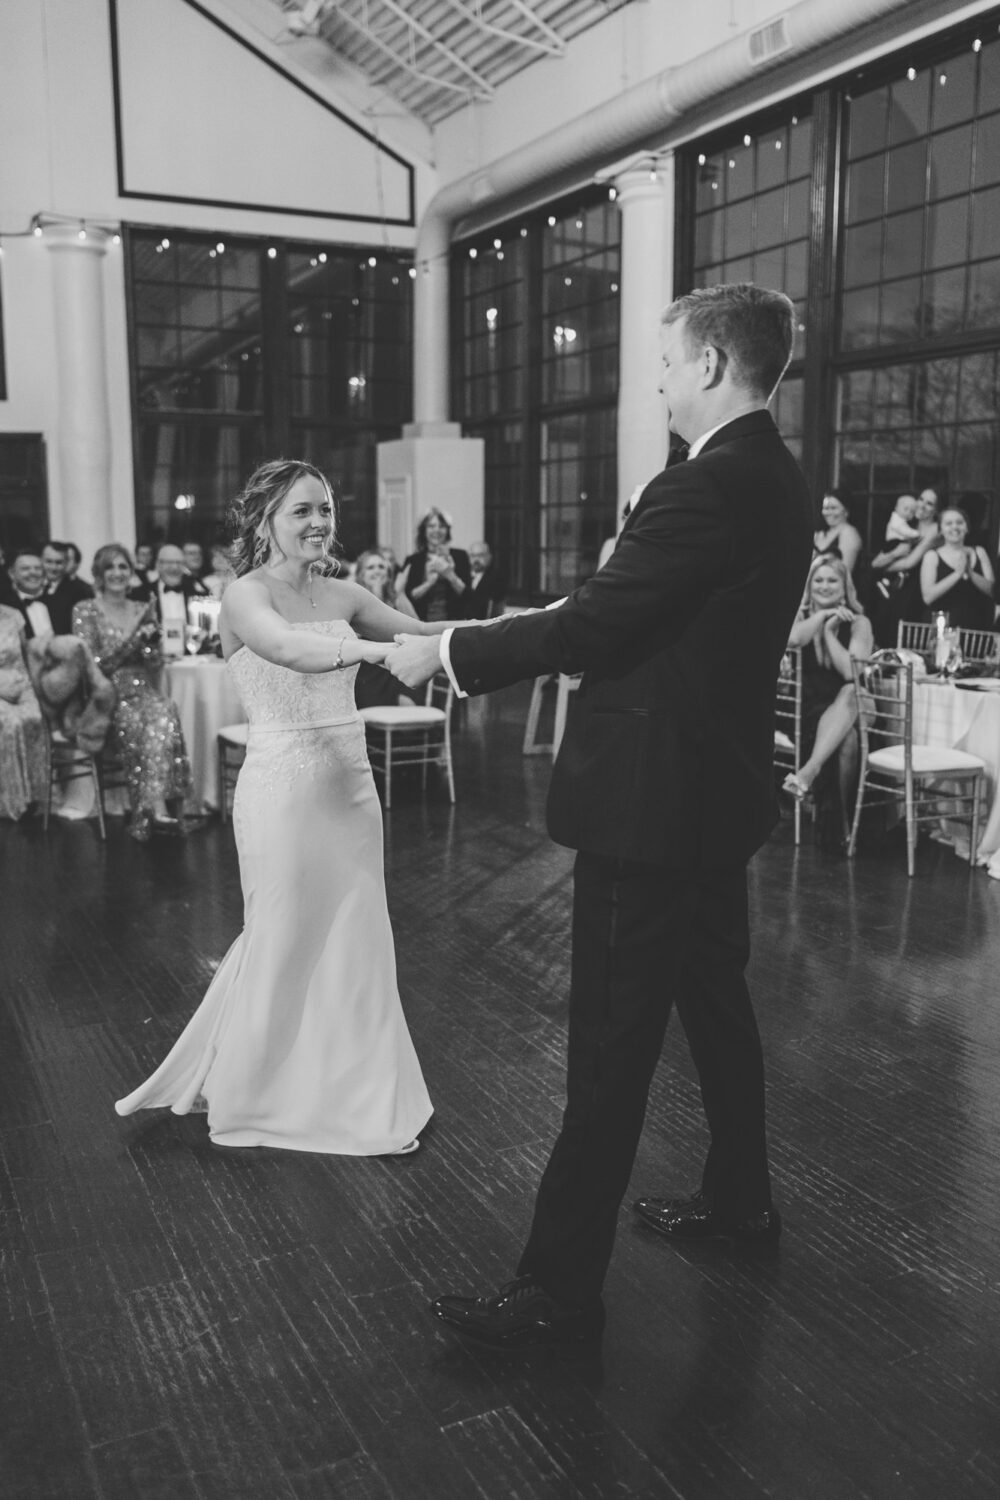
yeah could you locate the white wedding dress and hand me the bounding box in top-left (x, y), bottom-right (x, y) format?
top-left (115, 620), bottom-right (432, 1153)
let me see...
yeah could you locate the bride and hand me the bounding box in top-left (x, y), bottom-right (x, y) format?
top-left (115, 459), bottom-right (450, 1155)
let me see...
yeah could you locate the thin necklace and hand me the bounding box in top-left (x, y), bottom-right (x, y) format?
top-left (269, 567), bottom-right (317, 608)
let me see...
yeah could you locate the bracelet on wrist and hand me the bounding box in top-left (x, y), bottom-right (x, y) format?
top-left (334, 636), bottom-right (346, 670)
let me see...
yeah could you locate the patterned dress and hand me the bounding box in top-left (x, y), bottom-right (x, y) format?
top-left (0, 605), bottom-right (47, 819)
top-left (71, 599), bottom-right (191, 822)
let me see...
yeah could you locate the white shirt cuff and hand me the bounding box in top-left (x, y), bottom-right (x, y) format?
top-left (439, 628), bottom-right (467, 698)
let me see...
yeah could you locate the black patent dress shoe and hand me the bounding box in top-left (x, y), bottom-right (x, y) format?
top-left (429, 1275), bottom-right (605, 1353)
top-left (634, 1195), bottom-right (782, 1246)
top-left (633, 1189), bottom-right (708, 1218)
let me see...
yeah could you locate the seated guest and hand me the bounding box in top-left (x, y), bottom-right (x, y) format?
top-left (74, 545), bottom-right (193, 842)
top-left (812, 488), bottom-right (863, 575)
top-left (0, 602), bottom-right (47, 819)
top-left (7, 551), bottom-right (55, 640)
top-left (130, 543), bottom-right (209, 657)
top-left (183, 541), bottom-right (206, 581)
top-left (783, 556), bottom-right (874, 844)
top-left (353, 549), bottom-right (418, 709)
top-left (378, 544), bottom-right (402, 582)
top-left (396, 509), bottom-right (471, 621)
top-left (920, 506), bottom-right (995, 632)
top-left (202, 543), bottom-right (236, 599)
top-left (64, 542), bottom-right (86, 583)
top-left (41, 540), bottom-right (94, 634)
top-left (465, 542), bottom-right (505, 619)
top-left (133, 543), bottom-right (158, 587)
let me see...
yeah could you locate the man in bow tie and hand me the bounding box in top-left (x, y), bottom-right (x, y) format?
top-left (130, 543), bottom-right (209, 657)
top-left (386, 283), bottom-right (813, 1352)
top-left (7, 551), bottom-right (56, 639)
top-left (130, 544), bottom-right (209, 610)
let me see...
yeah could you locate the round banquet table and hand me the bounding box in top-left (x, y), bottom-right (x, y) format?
top-left (912, 678), bottom-right (1000, 876)
top-left (164, 656), bottom-right (247, 811)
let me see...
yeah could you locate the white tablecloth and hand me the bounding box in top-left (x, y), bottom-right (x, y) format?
top-left (165, 657), bottom-right (246, 810)
top-left (912, 680), bottom-right (1000, 876)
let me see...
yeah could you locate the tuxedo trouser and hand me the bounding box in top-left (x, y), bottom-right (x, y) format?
top-left (517, 851), bottom-right (772, 1306)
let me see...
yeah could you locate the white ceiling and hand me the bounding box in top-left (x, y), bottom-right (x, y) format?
top-left (272, 0), bottom-right (640, 124)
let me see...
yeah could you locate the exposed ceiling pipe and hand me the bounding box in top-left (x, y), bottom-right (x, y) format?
top-left (411, 0), bottom-right (956, 425)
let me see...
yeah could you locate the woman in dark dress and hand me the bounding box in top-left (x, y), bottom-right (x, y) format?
top-left (919, 507), bottom-right (995, 632)
top-left (396, 509), bottom-right (470, 622)
top-left (812, 489), bottom-right (863, 575)
top-left (783, 556), bottom-right (873, 840)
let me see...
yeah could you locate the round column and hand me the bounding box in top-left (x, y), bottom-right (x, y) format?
top-left (615, 155), bottom-right (674, 507)
top-left (43, 223), bottom-right (115, 558)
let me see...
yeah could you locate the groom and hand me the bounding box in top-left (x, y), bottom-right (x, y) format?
top-left (387, 283), bottom-right (813, 1351)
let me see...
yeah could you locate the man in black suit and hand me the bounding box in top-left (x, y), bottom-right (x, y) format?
top-left (41, 541), bottom-right (93, 634)
top-left (129, 543), bottom-right (209, 658)
top-left (129, 543), bottom-right (210, 615)
top-left (7, 550), bottom-right (56, 639)
top-left (387, 284), bottom-right (813, 1352)
top-left (464, 542), bottom-right (506, 619)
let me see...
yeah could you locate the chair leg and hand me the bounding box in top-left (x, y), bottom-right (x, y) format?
top-left (522, 675), bottom-right (551, 755)
top-left (905, 775), bottom-right (916, 878)
top-left (847, 755), bottom-right (867, 859)
top-left (970, 771), bottom-right (982, 867)
top-left (92, 758), bottom-right (107, 840)
top-left (43, 738), bottom-right (54, 831)
top-left (218, 744), bottom-right (228, 825)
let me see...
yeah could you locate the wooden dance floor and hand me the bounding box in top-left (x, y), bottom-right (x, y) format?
top-left (2, 682), bottom-right (999, 1499)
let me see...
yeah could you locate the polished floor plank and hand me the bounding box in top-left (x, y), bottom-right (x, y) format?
top-left (2, 682), bottom-right (999, 1497)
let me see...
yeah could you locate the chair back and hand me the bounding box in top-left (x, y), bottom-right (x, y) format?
top-left (852, 650), bottom-right (913, 771)
top-left (897, 620), bottom-right (933, 653)
top-left (958, 627), bottom-right (1000, 667)
top-left (774, 649), bottom-right (803, 843)
top-left (424, 672), bottom-right (454, 714)
top-left (774, 650), bottom-right (802, 767)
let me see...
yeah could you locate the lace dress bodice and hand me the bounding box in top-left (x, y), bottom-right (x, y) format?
top-left (227, 620), bottom-right (359, 727)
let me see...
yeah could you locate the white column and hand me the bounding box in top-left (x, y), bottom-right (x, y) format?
top-left (615, 154), bottom-right (674, 507)
top-left (43, 223), bottom-right (115, 562)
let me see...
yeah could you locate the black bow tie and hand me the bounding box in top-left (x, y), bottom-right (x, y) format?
top-left (161, 584), bottom-right (185, 593)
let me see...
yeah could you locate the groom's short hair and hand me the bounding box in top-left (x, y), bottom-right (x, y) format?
top-left (663, 283), bottom-right (795, 401)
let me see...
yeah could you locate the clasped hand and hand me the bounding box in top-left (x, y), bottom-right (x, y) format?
top-left (383, 633), bottom-right (442, 688)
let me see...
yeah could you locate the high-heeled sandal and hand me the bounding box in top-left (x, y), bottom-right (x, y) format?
top-left (782, 773), bottom-right (814, 804)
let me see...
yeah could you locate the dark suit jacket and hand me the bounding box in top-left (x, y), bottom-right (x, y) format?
top-left (464, 565), bottom-right (506, 620)
top-left (44, 576), bottom-right (94, 635)
top-left (129, 576), bottom-right (208, 619)
top-left (448, 410), bottom-right (812, 869)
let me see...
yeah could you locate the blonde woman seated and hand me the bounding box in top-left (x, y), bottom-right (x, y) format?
top-left (783, 557), bottom-right (873, 837)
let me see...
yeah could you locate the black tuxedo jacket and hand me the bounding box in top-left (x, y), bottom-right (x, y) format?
top-left (129, 576), bottom-right (208, 619)
top-left (448, 410), bottom-right (812, 869)
top-left (464, 565), bottom-right (506, 620)
top-left (44, 576), bottom-right (94, 635)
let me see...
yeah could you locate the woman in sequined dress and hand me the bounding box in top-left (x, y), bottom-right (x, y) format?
top-left (72, 545), bottom-right (192, 841)
top-left (114, 460), bottom-right (457, 1155)
top-left (0, 603), bottom-right (47, 819)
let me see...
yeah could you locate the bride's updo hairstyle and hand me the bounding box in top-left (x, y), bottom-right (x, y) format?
top-left (229, 459), bottom-right (339, 577)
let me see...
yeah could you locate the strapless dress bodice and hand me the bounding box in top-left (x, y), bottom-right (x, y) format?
top-left (227, 620), bottom-right (359, 727)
